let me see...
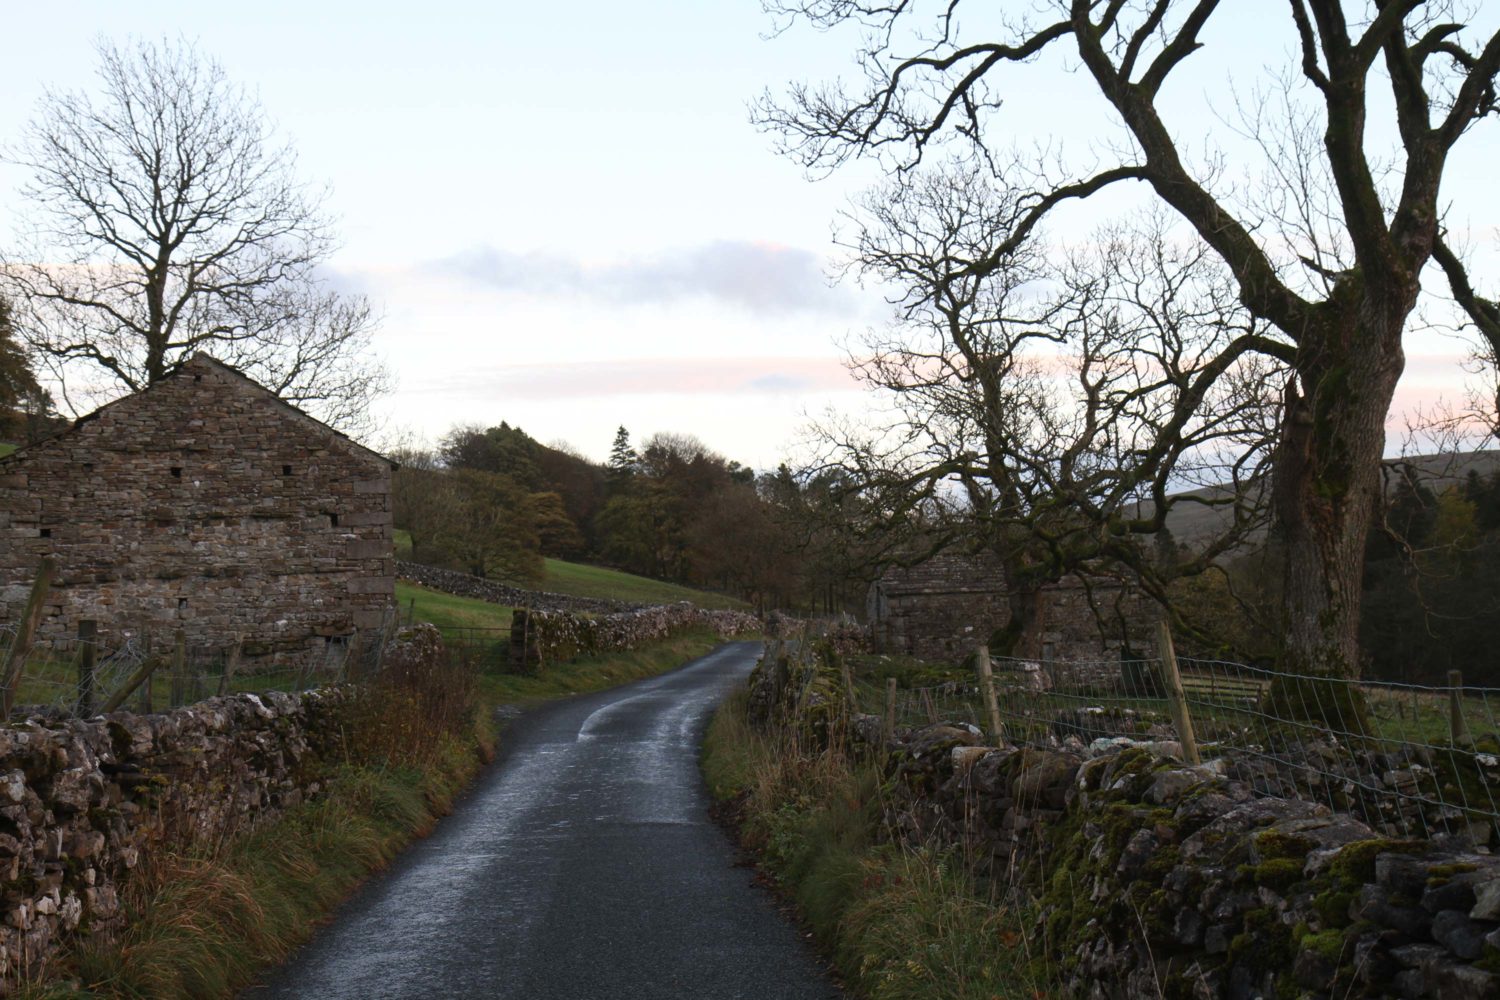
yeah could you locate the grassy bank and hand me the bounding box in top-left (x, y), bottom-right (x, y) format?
top-left (393, 528), bottom-right (749, 611)
top-left (395, 580), bottom-right (512, 632)
top-left (29, 629), bottom-right (739, 999)
top-left (540, 558), bottom-right (749, 610)
top-left (701, 686), bottom-right (1048, 1000)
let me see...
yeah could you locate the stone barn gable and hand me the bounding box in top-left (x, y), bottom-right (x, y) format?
top-left (0, 354), bottom-right (396, 659)
top-left (866, 549), bottom-right (1158, 663)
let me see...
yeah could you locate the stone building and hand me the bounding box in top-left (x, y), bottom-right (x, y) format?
top-left (866, 549), bottom-right (1158, 663)
top-left (0, 354), bottom-right (395, 660)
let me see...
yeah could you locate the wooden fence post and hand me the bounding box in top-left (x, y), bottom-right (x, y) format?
top-left (1, 558), bottom-right (56, 718)
top-left (77, 620), bottom-right (97, 717)
top-left (140, 633), bottom-right (153, 713)
top-left (333, 631), bottom-right (357, 684)
top-left (169, 630), bottom-right (186, 707)
top-left (975, 646), bottom-right (1006, 746)
top-left (218, 638), bottom-right (242, 697)
top-left (1157, 622), bottom-right (1201, 765)
top-left (835, 648), bottom-right (857, 709)
top-left (103, 656), bottom-right (163, 714)
top-left (371, 606), bottom-right (399, 678)
top-left (884, 677), bottom-right (898, 743)
top-left (1449, 670), bottom-right (1473, 747)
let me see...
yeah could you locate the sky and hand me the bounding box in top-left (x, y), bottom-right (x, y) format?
top-left (1, 2), bottom-right (1496, 468)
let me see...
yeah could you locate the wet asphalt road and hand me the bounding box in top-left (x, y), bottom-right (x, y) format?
top-left (245, 641), bottom-right (841, 1000)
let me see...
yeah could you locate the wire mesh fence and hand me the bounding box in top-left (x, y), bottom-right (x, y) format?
top-left (438, 626), bottom-right (515, 674)
top-left (0, 617), bottom-right (392, 722)
top-left (857, 646), bottom-right (1500, 843)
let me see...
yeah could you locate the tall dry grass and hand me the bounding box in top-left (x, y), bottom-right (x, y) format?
top-left (25, 640), bottom-right (491, 1000)
top-left (702, 686), bottom-right (1055, 1000)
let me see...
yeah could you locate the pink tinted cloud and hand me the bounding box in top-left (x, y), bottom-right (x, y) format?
top-left (412, 356), bottom-right (860, 399)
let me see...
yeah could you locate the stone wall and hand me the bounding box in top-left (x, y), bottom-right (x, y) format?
top-left (744, 651), bottom-right (1500, 998)
top-left (0, 687), bottom-right (351, 990)
top-left (514, 603), bottom-right (760, 670)
top-left (878, 724), bottom-right (1500, 998)
top-left (396, 561), bottom-right (632, 616)
top-left (0, 355), bottom-right (396, 662)
top-left (867, 551), bottom-right (1158, 662)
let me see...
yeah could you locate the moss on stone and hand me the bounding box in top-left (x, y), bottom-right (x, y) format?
top-left (1312, 887), bottom-right (1358, 927)
top-left (1145, 845), bottom-right (1182, 882)
top-left (1425, 861), bottom-right (1480, 886)
top-left (1296, 926), bottom-right (1349, 963)
top-left (1254, 857), bottom-right (1306, 894)
top-left (1228, 907), bottom-right (1295, 977)
top-left (1327, 838), bottom-right (1422, 885)
top-left (1252, 828), bottom-right (1318, 862)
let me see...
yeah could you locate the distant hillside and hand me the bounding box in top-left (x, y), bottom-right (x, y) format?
top-left (1159, 450), bottom-right (1500, 546)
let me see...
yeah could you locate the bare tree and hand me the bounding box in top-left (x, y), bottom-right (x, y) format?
top-left (829, 166), bottom-right (1278, 653)
top-left (1, 37), bottom-right (389, 431)
top-left (760, 2), bottom-right (1500, 680)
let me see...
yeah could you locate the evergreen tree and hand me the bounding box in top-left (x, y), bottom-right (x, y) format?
top-left (607, 426), bottom-right (638, 481)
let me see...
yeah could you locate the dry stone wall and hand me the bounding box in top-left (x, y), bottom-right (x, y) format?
top-left (744, 654), bottom-right (1500, 999)
top-left (0, 687), bottom-right (350, 991)
top-left (397, 561), bottom-right (631, 615)
top-left (514, 603), bottom-right (760, 670)
top-left (878, 724), bottom-right (1500, 999)
top-left (0, 355), bottom-right (395, 662)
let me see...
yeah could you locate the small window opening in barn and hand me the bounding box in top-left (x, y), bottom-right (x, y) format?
top-left (170, 467), bottom-right (182, 478)
top-left (39, 528), bottom-right (51, 538)
top-left (178, 598), bottom-right (188, 616)
top-left (193, 373), bottom-right (202, 382)
top-left (282, 464), bottom-right (293, 476)
top-left (329, 513), bottom-right (339, 528)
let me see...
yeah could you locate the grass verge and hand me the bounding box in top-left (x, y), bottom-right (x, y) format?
top-left (702, 686), bottom-right (1050, 1000)
top-left (476, 627), bottom-right (727, 705)
top-left (34, 730), bottom-right (491, 1000)
top-left (26, 629), bottom-right (738, 999)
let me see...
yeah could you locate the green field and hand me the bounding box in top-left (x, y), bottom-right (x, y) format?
top-left (393, 528), bottom-right (748, 611)
top-left (0, 443), bottom-right (15, 458)
top-left (539, 558), bottom-right (748, 609)
top-left (395, 581), bottom-right (512, 632)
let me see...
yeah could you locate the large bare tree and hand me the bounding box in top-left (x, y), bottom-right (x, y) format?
top-left (760, 1), bottom-right (1500, 680)
top-left (1, 37), bottom-right (389, 431)
top-left (830, 167), bottom-right (1278, 654)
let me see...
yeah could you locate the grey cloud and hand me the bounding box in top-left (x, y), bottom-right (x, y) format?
top-left (744, 372), bottom-right (811, 392)
top-left (429, 240), bottom-right (867, 318)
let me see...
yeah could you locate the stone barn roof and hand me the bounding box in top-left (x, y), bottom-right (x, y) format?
top-left (0, 353), bottom-right (395, 472)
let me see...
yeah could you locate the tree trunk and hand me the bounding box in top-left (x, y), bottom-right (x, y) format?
top-left (1271, 296), bottom-right (1406, 689)
top-left (991, 582), bottom-right (1045, 660)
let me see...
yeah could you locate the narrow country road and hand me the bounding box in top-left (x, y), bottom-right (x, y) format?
top-left (245, 641), bottom-right (840, 1000)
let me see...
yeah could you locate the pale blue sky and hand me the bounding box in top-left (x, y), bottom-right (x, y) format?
top-left (2, 2), bottom-right (1496, 466)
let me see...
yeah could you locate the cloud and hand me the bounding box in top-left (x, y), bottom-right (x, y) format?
top-left (405, 356), bottom-right (858, 400)
top-left (427, 240), bottom-right (867, 317)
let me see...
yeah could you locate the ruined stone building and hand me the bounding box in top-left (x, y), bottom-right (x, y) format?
top-left (866, 549), bottom-right (1158, 663)
top-left (0, 354), bottom-right (395, 660)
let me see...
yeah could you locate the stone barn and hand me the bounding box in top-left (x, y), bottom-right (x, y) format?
top-left (0, 354), bottom-right (396, 661)
top-left (866, 549), bottom-right (1158, 663)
